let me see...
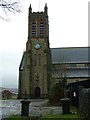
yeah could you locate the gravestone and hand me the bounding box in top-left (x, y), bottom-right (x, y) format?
top-left (21, 91), bottom-right (31, 117)
top-left (79, 88), bottom-right (90, 119)
top-left (21, 99), bottom-right (31, 117)
top-left (61, 98), bottom-right (70, 114)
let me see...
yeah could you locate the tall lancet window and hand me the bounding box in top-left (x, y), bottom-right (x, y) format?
top-left (34, 54), bottom-right (41, 66)
top-left (40, 22), bottom-right (44, 36)
top-left (32, 22), bottom-right (36, 36)
top-left (34, 54), bottom-right (37, 65)
top-left (38, 54), bottom-right (41, 65)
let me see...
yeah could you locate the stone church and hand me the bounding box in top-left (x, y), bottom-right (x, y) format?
top-left (18, 4), bottom-right (90, 99)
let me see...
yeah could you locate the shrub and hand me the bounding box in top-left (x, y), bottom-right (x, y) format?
top-left (49, 86), bottom-right (64, 105)
top-left (48, 77), bottom-right (67, 106)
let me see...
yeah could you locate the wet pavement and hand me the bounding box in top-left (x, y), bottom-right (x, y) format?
top-left (0, 99), bottom-right (62, 119)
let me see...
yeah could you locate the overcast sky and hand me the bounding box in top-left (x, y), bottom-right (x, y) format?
top-left (0, 0), bottom-right (88, 88)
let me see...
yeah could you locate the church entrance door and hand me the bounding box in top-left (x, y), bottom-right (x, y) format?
top-left (35, 87), bottom-right (41, 98)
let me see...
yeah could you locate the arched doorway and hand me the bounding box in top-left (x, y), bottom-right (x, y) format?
top-left (35, 87), bottom-right (41, 98)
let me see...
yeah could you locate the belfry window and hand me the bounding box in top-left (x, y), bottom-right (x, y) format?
top-left (32, 22), bottom-right (36, 36)
top-left (40, 22), bottom-right (44, 36)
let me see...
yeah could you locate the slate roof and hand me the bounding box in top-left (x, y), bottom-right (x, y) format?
top-left (19, 47), bottom-right (90, 71)
top-left (52, 69), bottom-right (89, 78)
top-left (51, 47), bottom-right (89, 64)
top-left (19, 52), bottom-right (25, 70)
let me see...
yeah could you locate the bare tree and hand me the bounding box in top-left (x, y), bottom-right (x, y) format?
top-left (0, 0), bottom-right (21, 20)
top-left (51, 56), bottom-right (68, 94)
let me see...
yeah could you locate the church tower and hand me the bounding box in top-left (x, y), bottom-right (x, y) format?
top-left (18, 4), bottom-right (52, 98)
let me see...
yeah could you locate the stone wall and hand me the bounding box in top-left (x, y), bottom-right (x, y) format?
top-left (79, 88), bottom-right (90, 119)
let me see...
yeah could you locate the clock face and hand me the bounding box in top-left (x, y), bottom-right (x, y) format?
top-left (35, 43), bottom-right (41, 49)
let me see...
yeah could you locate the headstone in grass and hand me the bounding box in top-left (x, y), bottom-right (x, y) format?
top-left (21, 99), bottom-right (31, 117)
top-left (79, 88), bottom-right (90, 119)
top-left (61, 97), bottom-right (70, 114)
top-left (21, 91), bottom-right (31, 117)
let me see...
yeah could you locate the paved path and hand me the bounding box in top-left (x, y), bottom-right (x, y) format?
top-left (1, 100), bottom-right (21, 119)
top-left (29, 106), bottom-right (62, 117)
top-left (0, 99), bottom-right (62, 119)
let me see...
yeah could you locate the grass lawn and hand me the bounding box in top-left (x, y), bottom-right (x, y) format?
top-left (41, 114), bottom-right (81, 120)
top-left (3, 104), bottom-right (85, 120)
top-left (2, 115), bottom-right (39, 120)
top-left (4, 114), bottom-right (87, 120)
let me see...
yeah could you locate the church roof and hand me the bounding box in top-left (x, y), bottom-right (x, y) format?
top-left (51, 47), bottom-right (89, 64)
top-left (52, 69), bottom-right (89, 78)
